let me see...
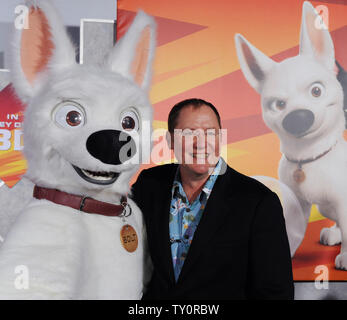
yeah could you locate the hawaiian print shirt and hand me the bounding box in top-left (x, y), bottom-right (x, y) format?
top-left (169, 158), bottom-right (222, 282)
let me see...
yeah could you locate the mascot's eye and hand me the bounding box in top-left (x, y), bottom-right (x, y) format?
top-left (310, 83), bottom-right (325, 98)
top-left (122, 116), bottom-right (135, 130)
top-left (66, 111), bottom-right (82, 126)
top-left (120, 110), bottom-right (139, 131)
top-left (54, 102), bottom-right (85, 128)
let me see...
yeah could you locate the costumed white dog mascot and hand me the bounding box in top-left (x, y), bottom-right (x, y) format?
top-left (0, 0), bottom-right (156, 298)
top-left (235, 1), bottom-right (347, 269)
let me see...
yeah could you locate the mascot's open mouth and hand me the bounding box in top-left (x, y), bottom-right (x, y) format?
top-left (72, 165), bottom-right (120, 185)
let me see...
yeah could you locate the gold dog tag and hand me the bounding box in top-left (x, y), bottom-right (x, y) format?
top-left (120, 224), bottom-right (138, 253)
top-left (293, 168), bottom-right (305, 183)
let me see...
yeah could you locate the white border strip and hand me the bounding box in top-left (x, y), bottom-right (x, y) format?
top-left (0, 180), bottom-right (5, 243)
top-left (79, 18), bottom-right (115, 65)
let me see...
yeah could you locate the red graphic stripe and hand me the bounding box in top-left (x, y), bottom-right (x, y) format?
top-left (117, 9), bottom-right (207, 46)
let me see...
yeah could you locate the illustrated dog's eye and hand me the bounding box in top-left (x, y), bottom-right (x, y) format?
top-left (311, 86), bottom-right (321, 97)
top-left (54, 102), bottom-right (85, 128)
top-left (269, 99), bottom-right (286, 111)
top-left (276, 100), bottom-right (286, 110)
top-left (310, 83), bottom-right (324, 98)
top-left (120, 110), bottom-right (139, 131)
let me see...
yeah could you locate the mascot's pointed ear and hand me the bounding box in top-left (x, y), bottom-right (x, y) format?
top-left (11, 0), bottom-right (76, 103)
top-left (107, 11), bottom-right (156, 92)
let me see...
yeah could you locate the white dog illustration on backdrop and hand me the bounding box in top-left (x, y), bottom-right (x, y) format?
top-left (0, 0), bottom-right (156, 298)
top-left (235, 1), bottom-right (347, 269)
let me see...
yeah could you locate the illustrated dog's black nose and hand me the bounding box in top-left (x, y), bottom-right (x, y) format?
top-left (86, 130), bottom-right (137, 165)
top-left (282, 109), bottom-right (314, 137)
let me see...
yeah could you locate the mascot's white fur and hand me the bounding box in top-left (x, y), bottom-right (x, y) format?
top-left (235, 2), bottom-right (347, 269)
top-left (0, 0), bottom-right (156, 299)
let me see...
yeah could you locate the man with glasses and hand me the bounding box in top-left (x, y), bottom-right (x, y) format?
top-left (132, 98), bottom-right (294, 300)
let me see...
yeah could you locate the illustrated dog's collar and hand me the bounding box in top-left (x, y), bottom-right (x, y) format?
top-left (33, 185), bottom-right (130, 217)
top-left (284, 141), bottom-right (337, 167)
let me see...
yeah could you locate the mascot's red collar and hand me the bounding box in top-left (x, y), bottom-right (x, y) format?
top-left (33, 185), bottom-right (129, 217)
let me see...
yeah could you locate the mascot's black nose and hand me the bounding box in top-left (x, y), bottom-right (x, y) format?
top-left (282, 109), bottom-right (314, 137)
top-left (87, 130), bottom-right (137, 165)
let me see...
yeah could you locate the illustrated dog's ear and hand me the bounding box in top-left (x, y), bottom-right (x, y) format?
top-left (234, 34), bottom-right (276, 93)
top-left (107, 10), bottom-right (156, 92)
top-left (11, 0), bottom-right (76, 102)
top-left (299, 1), bottom-right (335, 71)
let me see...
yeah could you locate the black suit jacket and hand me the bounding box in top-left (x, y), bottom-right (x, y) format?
top-left (131, 160), bottom-right (294, 300)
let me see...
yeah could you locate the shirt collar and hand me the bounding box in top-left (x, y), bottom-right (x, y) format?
top-left (171, 157), bottom-right (223, 200)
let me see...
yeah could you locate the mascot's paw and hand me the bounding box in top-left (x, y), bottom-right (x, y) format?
top-left (335, 252), bottom-right (347, 270)
top-left (320, 225), bottom-right (341, 246)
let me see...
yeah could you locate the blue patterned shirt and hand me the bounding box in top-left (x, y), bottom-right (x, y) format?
top-left (169, 158), bottom-right (222, 281)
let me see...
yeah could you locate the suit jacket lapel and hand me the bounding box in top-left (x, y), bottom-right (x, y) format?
top-left (155, 164), bottom-right (177, 285)
top-left (177, 161), bottom-right (236, 284)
